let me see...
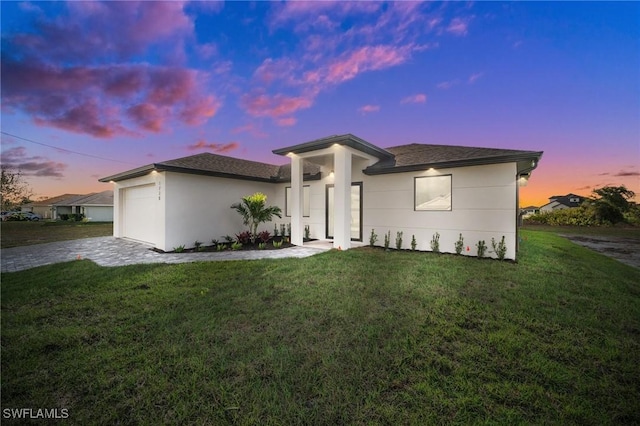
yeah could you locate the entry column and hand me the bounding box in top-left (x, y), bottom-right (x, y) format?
top-left (290, 154), bottom-right (304, 246)
top-left (333, 146), bottom-right (351, 250)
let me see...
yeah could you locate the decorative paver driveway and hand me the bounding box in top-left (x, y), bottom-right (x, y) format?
top-left (1, 237), bottom-right (331, 273)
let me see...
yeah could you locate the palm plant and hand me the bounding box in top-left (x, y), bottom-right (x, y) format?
top-left (230, 192), bottom-right (282, 243)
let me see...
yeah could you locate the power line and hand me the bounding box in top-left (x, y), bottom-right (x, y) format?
top-left (1, 131), bottom-right (138, 165)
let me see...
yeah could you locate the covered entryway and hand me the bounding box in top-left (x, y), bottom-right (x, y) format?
top-left (122, 184), bottom-right (156, 245)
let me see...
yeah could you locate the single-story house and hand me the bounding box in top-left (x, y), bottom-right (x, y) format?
top-left (540, 193), bottom-right (585, 212)
top-left (520, 206), bottom-right (540, 218)
top-left (100, 134), bottom-right (542, 260)
top-left (24, 191), bottom-right (114, 221)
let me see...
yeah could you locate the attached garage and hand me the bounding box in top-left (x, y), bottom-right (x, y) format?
top-left (122, 184), bottom-right (157, 245)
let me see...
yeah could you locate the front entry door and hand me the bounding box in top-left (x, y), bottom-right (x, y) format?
top-left (326, 182), bottom-right (362, 241)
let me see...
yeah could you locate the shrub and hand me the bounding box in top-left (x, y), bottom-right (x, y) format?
top-left (211, 239), bottom-right (219, 246)
top-left (411, 235), bottom-right (417, 251)
top-left (280, 224), bottom-right (286, 237)
top-left (258, 242), bottom-right (267, 250)
top-left (304, 225), bottom-right (310, 240)
top-left (223, 235), bottom-right (234, 244)
top-left (257, 230), bottom-right (271, 243)
top-left (384, 231), bottom-right (391, 251)
top-left (369, 229), bottom-right (378, 247)
top-left (273, 224), bottom-right (279, 237)
top-left (476, 240), bottom-right (487, 258)
top-left (216, 244), bottom-right (226, 251)
top-left (430, 232), bottom-right (440, 253)
top-left (235, 231), bottom-right (252, 244)
top-left (491, 236), bottom-right (507, 261)
top-left (231, 242), bottom-right (243, 250)
top-left (286, 223), bottom-right (291, 237)
top-left (395, 231), bottom-right (403, 250)
top-left (230, 192), bottom-right (282, 243)
top-left (455, 233), bottom-right (464, 255)
top-left (273, 240), bottom-right (283, 248)
top-left (174, 245), bottom-right (185, 253)
top-left (194, 241), bottom-right (202, 249)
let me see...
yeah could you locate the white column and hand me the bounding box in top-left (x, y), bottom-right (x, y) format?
top-left (290, 154), bottom-right (304, 246)
top-left (333, 146), bottom-right (351, 249)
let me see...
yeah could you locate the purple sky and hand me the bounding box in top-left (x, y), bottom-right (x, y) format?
top-left (1, 1), bottom-right (638, 207)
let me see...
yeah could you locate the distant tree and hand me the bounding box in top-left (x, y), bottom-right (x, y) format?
top-left (591, 185), bottom-right (635, 224)
top-left (231, 192), bottom-right (282, 243)
top-left (0, 166), bottom-right (34, 211)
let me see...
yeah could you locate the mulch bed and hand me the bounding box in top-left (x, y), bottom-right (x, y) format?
top-left (154, 238), bottom-right (317, 254)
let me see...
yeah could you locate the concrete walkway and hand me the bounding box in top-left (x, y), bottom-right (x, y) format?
top-left (1, 237), bottom-right (331, 273)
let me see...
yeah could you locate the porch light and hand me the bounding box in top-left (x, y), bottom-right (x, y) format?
top-left (329, 170), bottom-right (334, 177)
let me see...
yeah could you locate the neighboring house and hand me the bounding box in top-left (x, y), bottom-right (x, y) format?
top-left (540, 193), bottom-right (585, 212)
top-left (520, 206), bottom-right (540, 218)
top-left (23, 191), bottom-right (114, 221)
top-left (100, 134), bottom-right (542, 260)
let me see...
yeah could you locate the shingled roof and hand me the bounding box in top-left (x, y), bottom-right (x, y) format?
top-left (100, 136), bottom-right (542, 183)
top-left (364, 143), bottom-right (542, 175)
top-left (100, 153), bottom-right (321, 183)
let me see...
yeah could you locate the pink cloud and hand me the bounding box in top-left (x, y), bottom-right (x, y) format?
top-left (437, 80), bottom-right (458, 90)
top-left (231, 123), bottom-right (268, 138)
top-left (276, 117), bottom-right (297, 127)
top-left (358, 104), bottom-right (380, 114)
top-left (187, 140), bottom-right (240, 153)
top-left (446, 17), bottom-right (472, 36)
top-left (241, 92), bottom-right (313, 119)
top-left (326, 45), bottom-right (412, 84)
top-left (0, 146), bottom-right (67, 178)
top-left (254, 58), bottom-right (298, 85)
top-left (401, 94), bottom-right (427, 104)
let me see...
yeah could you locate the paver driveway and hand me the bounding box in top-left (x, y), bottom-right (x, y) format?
top-left (1, 237), bottom-right (330, 273)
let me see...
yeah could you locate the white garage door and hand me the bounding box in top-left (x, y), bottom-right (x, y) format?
top-left (123, 184), bottom-right (156, 245)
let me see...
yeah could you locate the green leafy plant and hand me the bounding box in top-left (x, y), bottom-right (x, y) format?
top-left (304, 225), bottom-right (310, 240)
top-left (258, 230), bottom-right (271, 243)
top-left (235, 231), bottom-right (252, 244)
top-left (384, 231), bottom-right (391, 251)
top-left (223, 235), bottom-right (234, 244)
top-left (411, 235), bottom-right (417, 251)
top-left (395, 231), bottom-right (403, 250)
top-left (231, 242), bottom-right (243, 251)
top-left (273, 240), bottom-right (283, 248)
top-left (283, 237), bottom-right (290, 244)
top-left (258, 242), bottom-right (267, 250)
top-left (280, 224), bottom-right (286, 237)
top-left (231, 192), bottom-right (282, 243)
top-left (455, 234), bottom-right (464, 255)
top-left (476, 240), bottom-right (487, 258)
top-left (491, 236), bottom-right (507, 261)
top-left (173, 245), bottom-right (185, 253)
top-left (194, 241), bottom-right (202, 249)
top-left (430, 232), bottom-right (440, 253)
top-left (286, 223), bottom-right (291, 237)
top-left (211, 239), bottom-right (219, 246)
top-left (216, 244), bottom-right (226, 251)
top-left (369, 229), bottom-right (378, 247)
top-left (273, 224), bottom-right (279, 237)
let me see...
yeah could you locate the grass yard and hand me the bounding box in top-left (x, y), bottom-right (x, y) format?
top-left (2, 230), bottom-right (639, 424)
top-left (0, 221), bottom-right (113, 248)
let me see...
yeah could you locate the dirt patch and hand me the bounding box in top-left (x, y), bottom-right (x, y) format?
top-left (560, 234), bottom-right (640, 269)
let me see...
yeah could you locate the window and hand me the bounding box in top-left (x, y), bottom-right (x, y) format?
top-left (285, 186), bottom-right (310, 217)
top-left (415, 175), bottom-right (452, 211)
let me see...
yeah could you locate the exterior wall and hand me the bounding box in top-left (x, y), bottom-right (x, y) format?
top-left (361, 162), bottom-right (518, 259)
top-left (83, 206), bottom-right (113, 222)
top-left (162, 172), bottom-right (278, 251)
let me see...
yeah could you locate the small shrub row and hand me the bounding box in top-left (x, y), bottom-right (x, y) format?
top-left (368, 229), bottom-right (508, 260)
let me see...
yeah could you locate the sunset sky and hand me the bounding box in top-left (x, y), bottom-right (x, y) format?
top-left (1, 1), bottom-right (638, 207)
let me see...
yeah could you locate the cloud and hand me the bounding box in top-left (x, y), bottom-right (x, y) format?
top-left (0, 147), bottom-right (67, 178)
top-left (241, 92), bottom-right (313, 120)
top-left (401, 93), bottom-right (427, 104)
top-left (1, 1), bottom-right (219, 138)
top-left (276, 117), bottom-right (297, 127)
top-left (358, 104), bottom-right (380, 114)
top-left (325, 44), bottom-right (413, 85)
top-left (446, 17), bottom-right (473, 36)
top-left (437, 80), bottom-right (458, 90)
top-left (615, 170), bottom-right (640, 177)
top-left (186, 140), bottom-right (239, 153)
top-left (231, 123), bottom-right (268, 138)
top-left (468, 72), bottom-right (483, 84)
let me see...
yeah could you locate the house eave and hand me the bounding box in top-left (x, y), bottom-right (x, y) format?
top-left (364, 151), bottom-right (544, 175)
top-left (273, 133), bottom-right (395, 161)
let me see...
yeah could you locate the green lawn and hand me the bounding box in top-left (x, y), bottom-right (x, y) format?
top-left (0, 221), bottom-right (113, 248)
top-left (2, 230), bottom-right (639, 424)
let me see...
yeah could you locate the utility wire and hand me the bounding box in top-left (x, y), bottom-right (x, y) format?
top-left (1, 131), bottom-right (138, 165)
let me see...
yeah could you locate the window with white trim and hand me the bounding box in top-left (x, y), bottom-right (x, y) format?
top-left (415, 175), bottom-right (452, 211)
top-left (285, 186), bottom-right (310, 217)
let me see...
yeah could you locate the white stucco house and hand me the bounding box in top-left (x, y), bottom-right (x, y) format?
top-left (100, 134), bottom-right (542, 260)
top-left (23, 190), bottom-right (113, 221)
